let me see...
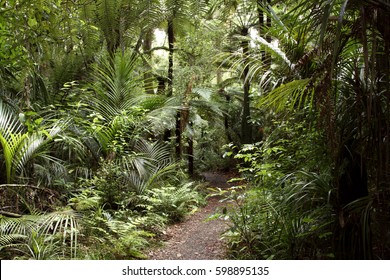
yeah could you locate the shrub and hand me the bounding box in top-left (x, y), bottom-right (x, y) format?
top-left (143, 182), bottom-right (206, 223)
top-left (220, 115), bottom-right (335, 259)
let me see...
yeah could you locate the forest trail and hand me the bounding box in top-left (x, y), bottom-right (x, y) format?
top-left (147, 172), bottom-right (233, 260)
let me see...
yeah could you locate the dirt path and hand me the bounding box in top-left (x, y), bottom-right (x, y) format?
top-left (147, 172), bottom-right (232, 260)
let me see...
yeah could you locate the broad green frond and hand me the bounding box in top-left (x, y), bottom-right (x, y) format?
top-left (145, 96), bottom-right (181, 133)
top-left (120, 140), bottom-right (177, 194)
top-left (0, 210), bottom-right (79, 259)
top-left (0, 102), bottom-right (23, 137)
top-left (0, 215), bottom-right (39, 236)
top-left (0, 234), bottom-right (27, 248)
top-left (90, 52), bottom-right (142, 121)
top-left (257, 78), bottom-right (312, 112)
top-left (135, 140), bottom-right (172, 165)
top-left (0, 102), bottom-right (65, 183)
top-left (39, 210), bottom-right (79, 257)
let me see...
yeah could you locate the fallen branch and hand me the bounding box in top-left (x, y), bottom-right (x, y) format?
top-left (0, 210), bottom-right (22, 218)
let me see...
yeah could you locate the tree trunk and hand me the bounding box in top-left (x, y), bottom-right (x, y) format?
top-left (155, 76), bottom-right (167, 96)
top-left (241, 27), bottom-right (252, 144)
top-left (176, 77), bottom-right (194, 160)
top-left (106, 29), bottom-right (121, 61)
top-left (257, 0), bottom-right (271, 68)
top-left (266, 0), bottom-right (272, 67)
top-left (337, 143), bottom-right (368, 207)
top-left (220, 89), bottom-right (233, 143)
top-left (188, 121), bottom-right (194, 176)
top-left (166, 19), bottom-right (177, 148)
top-left (143, 29), bottom-right (155, 94)
top-left (336, 139), bottom-right (369, 259)
top-left (175, 111), bottom-right (182, 157)
top-left (257, 0), bottom-right (265, 62)
top-left (167, 19), bottom-right (174, 97)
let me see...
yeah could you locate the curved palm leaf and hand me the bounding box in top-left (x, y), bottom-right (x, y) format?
top-left (0, 209), bottom-right (79, 259)
top-left (256, 78), bottom-right (312, 112)
top-left (0, 101), bottom-right (66, 184)
top-left (121, 140), bottom-right (178, 194)
top-left (144, 95), bottom-right (182, 133)
top-left (0, 214), bottom-right (39, 236)
top-left (89, 52), bottom-right (143, 121)
top-left (0, 102), bottom-right (25, 183)
top-left (0, 234), bottom-right (27, 248)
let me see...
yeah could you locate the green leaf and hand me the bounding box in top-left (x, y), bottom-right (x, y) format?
top-left (28, 17), bottom-right (38, 28)
top-left (34, 118), bottom-right (44, 126)
top-left (257, 79), bottom-right (312, 112)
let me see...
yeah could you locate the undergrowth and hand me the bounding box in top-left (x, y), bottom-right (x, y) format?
top-left (219, 115), bottom-right (337, 259)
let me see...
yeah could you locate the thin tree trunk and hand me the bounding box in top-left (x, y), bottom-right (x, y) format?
top-left (176, 77), bottom-right (194, 160)
top-left (165, 19), bottom-right (176, 146)
top-left (220, 89), bottom-right (233, 143)
top-left (188, 121), bottom-right (194, 176)
top-left (23, 76), bottom-right (32, 110)
top-left (266, 0), bottom-right (272, 67)
top-left (241, 27), bottom-right (252, 144)
top-left (167, 19), bottom-right (174, 97)
top-left (157, 76), bottom-right (167, 95)
top-left (175, 111), bottom-right (182, 157)
top-left (143, 29), bottom-right (155, 94)
top-left (257, 0), bottom-right (265, 62)
top-left (258, 0), bottom-right (272, 68)
top-left (106, 29), bottom-right (121, 61)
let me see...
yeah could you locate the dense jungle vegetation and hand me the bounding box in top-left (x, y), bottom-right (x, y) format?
top-left (0, 0), bottom-right (389, 260)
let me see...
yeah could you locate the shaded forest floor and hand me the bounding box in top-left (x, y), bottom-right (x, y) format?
top-left (147, 172), bottom-right (234, 260)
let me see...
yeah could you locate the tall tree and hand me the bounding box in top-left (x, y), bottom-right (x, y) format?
top-left (240, 25), bottom-right (252, 144)
top-left (214, 0), bottom-right (259, 144)
top-left (160, 0), bottom-right (209, 157)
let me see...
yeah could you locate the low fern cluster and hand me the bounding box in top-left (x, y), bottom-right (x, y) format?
top-left (142, 182), bottom-right (206, 223)
top-left (1, 177), bottom-right (205, 259)
top-left (63, 174), bottom-right (205, 259)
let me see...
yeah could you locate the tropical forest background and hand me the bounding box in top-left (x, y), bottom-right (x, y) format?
top-left (0, 0), bottom-right (390, 260)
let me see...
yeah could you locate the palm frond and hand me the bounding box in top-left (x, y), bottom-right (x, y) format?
top-left (0, 214), bottom-right (39, 236)
top-left (0, 234), bottom-right (27, 248)
top-left (137, 0), bottom-right (164, 30)
top-left (0, 102), bottom-right (25, 183)
top-left (120, 153), bottom-right (150, 179)
top-left (135, 140), bottom-right (172, 165)
top-left (13, 121), bottom-right (66, 183)
top-left (0, 101), bottom-right (23, 137)
top-left (90, 52), bottom-right (142, 121)
top-left (145, 96), bottom-right (181, 133)
top-left (39, 209), bottom-right (79, 258)
top-left (120, 140), bottom-right (177, 194)
top-left (256, 78), bottom-right (312, 112)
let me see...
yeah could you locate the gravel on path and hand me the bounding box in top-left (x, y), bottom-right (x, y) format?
top-left (147, 172), bottom-right (233, 260)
